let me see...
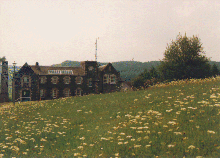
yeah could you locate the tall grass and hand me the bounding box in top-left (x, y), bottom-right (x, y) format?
top-left (0, 77), bottom-right (220, 157)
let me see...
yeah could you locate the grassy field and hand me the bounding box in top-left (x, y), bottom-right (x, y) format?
top-left (0, 77), bottom-right (220, 157)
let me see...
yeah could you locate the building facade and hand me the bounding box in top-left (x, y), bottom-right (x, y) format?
top-left (14, 61), bottom-right (121, 101)
top-left (0, 61), bottom-right (9, 103)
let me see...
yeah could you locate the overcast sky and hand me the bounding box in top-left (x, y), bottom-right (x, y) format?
top-left (1, 0), bottom-right (220, 66)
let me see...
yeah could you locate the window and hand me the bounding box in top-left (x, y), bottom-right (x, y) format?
top-left (51, 76), bottom-right (59, 84)
top-left (63, 76), bottom-right (71, 84)
top-left (75, 76), bottom-right (83, 84)
top-left (103, 74), bottom-right (116, 84)
top-left (63, 88), bottom-right (71, 97)
top-left (88, 78), bottom-right (92, 87)
top-left (22, 76), bottom-right (31, 87)
top-left (103, 74), bottom-right (108, 84)
top-left (52, 88), bottom-right (59, 98)
top-left (110, 75), bottom-right (116, 84)
top-left (40, 76), bottom-right (47, 84)
top-left (88, 66), bottom-right (94, 71)
top-left (23, 77), bottom-right (29, 83)
top-left (76, 88), bottom-right (82, 96)
top-left (40, 89), bottom-right (46, 98)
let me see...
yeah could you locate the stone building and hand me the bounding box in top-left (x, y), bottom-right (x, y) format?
top-left (14, 61), bottom-right (121, 101)
top-left (0, 61), bottom-right (9, 103)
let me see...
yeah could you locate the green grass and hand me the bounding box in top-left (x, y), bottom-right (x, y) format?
top-left (0, 77), bottom-right (220, 157)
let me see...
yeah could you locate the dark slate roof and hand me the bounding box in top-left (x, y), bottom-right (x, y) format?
top-left (29, 65), bottom-right (85, 76)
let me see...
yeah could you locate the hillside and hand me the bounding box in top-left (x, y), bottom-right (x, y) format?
top-left (0, 77), bottom-right (219, 157)
top-left (1, 61), bottom-right (220, 99)
top-left (52, 60), bottom-right (220, 81)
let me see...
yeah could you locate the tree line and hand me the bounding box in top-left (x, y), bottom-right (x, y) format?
top-left (131, 33), bottom-right (220, 89)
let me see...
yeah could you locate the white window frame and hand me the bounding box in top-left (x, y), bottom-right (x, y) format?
top-left (103, 74), bottom-right (108, 84)
top-left (63, 76), bottom-right (71, 84)
top-left (110, 75), bottom-right (116, 84)
top-left (88, 66), bottom-right (94, 71)
top-left (40, 89), bottom-right (46, 98)
top-left (23, 76), bottom-right (29, 83)
top-left (52, 88), bottom-right (58, 98)
top-left (76, 88), bottom-right (82, 96)
top-left (22, 75), bottom-right (31, 87)
top-left (51, 76), bottom-right (59, 84)
top-left (63, 88), bottom-right (71, 97)
top-left (40, 76), bottom-right (47, 84)
top-left (88, 78), bottom-right (92, 87)
top-left (76, 76), bottom-right (83, 84)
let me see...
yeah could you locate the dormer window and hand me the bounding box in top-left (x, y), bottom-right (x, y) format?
top-left (51, 76), bottom-right (59, 84)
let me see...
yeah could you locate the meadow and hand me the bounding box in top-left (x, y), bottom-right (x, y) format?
top-left (0, 77), bottom-right (220, 157)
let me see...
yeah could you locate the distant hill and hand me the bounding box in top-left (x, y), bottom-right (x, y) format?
top-left (52, 60), bottom-right (161, 81)
top-left (53, 60), bottom-right (220, 81)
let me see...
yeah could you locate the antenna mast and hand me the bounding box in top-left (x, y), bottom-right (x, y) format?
top-left (95, 38), bottom-right (99, 62)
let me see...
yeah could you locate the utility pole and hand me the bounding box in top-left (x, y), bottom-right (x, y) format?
top-left (13, 61), bottom-right (16, 106)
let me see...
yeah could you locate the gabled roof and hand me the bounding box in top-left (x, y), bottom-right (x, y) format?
top-left (98, 63), bottom-right (119, 74)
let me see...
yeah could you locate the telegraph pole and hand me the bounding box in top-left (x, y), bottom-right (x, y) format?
top-left (13, 61), bottom-right (16, 106)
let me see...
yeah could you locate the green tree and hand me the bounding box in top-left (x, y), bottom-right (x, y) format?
top-left (131, 76), bottom-right (145, 88)
top-left (0, 56), bottom-right (6, 62)
top-left (159, 33), bottom-right (211, 80)
top-left (149, 66), bottom-right (159, 79)
top-left (211, 64), bottom-right (219, 77)
top-left (140, 69), bottom-right (151, 80)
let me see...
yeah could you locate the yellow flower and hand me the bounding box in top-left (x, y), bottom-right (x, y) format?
top-left (79, 136), bottom-right (85, 140)
top-left (134, 145), bottom-right (141, 148)
top-left (188, 145), bottom-right (195, 149)
top-left (40, 138), bottom-right (47, 141)
top-left (168, 144), bottom-right (175, 148)
top-left (207, 130), bottom-right (215, 134)
top-left (74, 153), bottom-right (80, 156)
top-left (145, 145), bottom-right (151, 148)
top-left (22, 152), bottom-right (27, 155)
top-left (118, 142), bottom-right (123, 145)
